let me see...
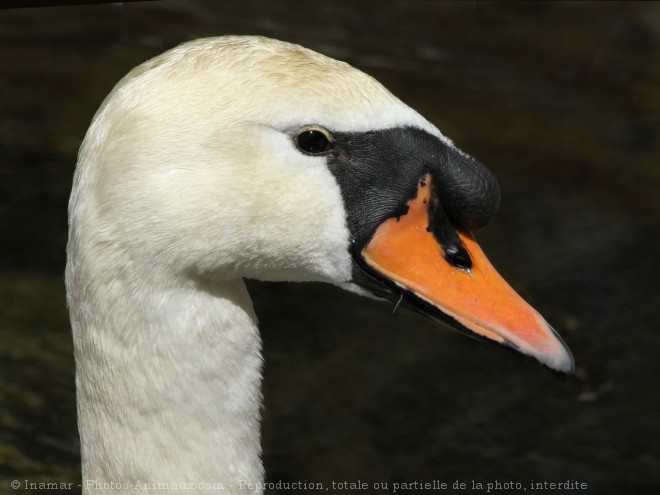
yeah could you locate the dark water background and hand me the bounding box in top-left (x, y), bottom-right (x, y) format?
top-left (1, 1), bottom-right (659, 494)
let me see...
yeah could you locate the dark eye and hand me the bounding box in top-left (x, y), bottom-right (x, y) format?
top-left (295, 127), bottom-right (333, 154)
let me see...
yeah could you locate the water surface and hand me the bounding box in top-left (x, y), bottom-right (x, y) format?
top-left (0, 1), bottom-right (658, 493)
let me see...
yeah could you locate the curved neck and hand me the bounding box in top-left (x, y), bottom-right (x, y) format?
top-left (69, 268), bottom-right (264, 494)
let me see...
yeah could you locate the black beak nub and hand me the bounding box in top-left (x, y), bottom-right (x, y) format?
top-left (433, 147), bottom-right (501, 232)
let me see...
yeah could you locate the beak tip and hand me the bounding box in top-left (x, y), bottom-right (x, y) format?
top-left (545, 349), bottom-right (575, 376)
top-left (553, 348), bottom-right (576, 376)
top-left (533, 322), bottom-right (575, 376)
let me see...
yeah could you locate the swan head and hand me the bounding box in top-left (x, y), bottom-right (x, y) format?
top-left (71, 36), bottom-right (573, 374)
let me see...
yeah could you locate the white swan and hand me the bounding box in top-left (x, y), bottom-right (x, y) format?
top-left (66, 36), bottom-right (573, 494)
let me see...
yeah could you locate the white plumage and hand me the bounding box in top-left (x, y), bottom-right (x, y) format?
top-left (67, 36), bottom-right (446, 494)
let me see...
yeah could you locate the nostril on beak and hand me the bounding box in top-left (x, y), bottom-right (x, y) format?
top-left (444, 243), bottom-right (472, 272)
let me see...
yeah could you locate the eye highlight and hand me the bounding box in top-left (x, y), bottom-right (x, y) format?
top-left (295, 126), bottom-right (333, 154)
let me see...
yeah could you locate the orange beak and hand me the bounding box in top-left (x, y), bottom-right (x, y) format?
top-left (360, 175), bottom-right (574, 374)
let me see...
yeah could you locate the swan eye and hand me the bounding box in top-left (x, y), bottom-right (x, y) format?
top-left (295, 127), bottom-right (333, 154)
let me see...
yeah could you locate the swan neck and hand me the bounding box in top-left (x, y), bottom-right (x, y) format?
top-left (69, 272), bottom-right (264, 494)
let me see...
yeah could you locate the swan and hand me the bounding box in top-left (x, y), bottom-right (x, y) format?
top-left (66, 36), bottom-right (573, 494)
